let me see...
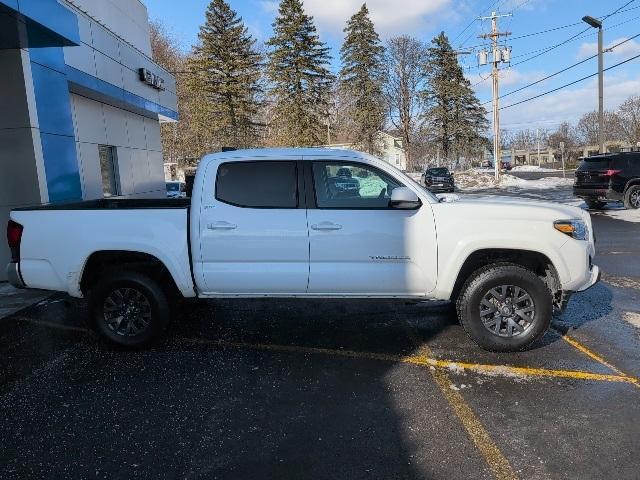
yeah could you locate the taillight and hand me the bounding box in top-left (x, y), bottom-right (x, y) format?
top-left (7, 220), bottom-right (23, 261)
top-left (600, 169), bottom-right (621, 177)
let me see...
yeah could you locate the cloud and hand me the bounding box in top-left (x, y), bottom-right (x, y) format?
top-left (268, 0), bottom-right (451, 39)
top-left (577, 37), bottom-right (640, 60)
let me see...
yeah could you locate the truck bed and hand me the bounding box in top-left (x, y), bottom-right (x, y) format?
top-left (10, 198), bottom-right (195, 298)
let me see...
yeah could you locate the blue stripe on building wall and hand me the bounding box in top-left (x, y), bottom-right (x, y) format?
top-left (30, 46), bottom-right (82, 202)
top-left (65, 66), bottom-right (179, 121)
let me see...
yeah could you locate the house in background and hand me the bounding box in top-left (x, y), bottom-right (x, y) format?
top-left (323, 131), bottom-right (407, 171)
top-left (0, 0), bottom-right (177, 279)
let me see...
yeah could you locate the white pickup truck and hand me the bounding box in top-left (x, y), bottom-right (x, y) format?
top-left (6, 148), bottom-right (599, 351)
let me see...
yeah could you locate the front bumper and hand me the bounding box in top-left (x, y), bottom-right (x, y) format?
top-left (426, 183), bottom-right (454, 193)
top-left (573, 187), bottom-right (623, 201)
top-left (6, 262), bottom-right (25, 289)
top-left (576, 264), bottom-right (600, 292)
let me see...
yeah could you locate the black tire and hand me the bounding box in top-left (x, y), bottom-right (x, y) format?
top-left (455, 263), bottom-right (552, 352)
top-left (88, 271), bottom-right (170, 348)
top-left (585, 198), bottom-right (606, 210)
top-left (623, 184), bottom-right (640, 209)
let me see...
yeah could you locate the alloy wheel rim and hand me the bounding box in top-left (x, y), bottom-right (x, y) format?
top-left (103, 287), bottom-right (152, 337)
top-left (479, 284), bottom-right (536, 338)
top-left (631, 190), bottom-right (640, 208)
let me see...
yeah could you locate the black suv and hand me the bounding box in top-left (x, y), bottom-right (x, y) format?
top-left (423, 167), bottom-right (455, 193)
top-left (574, 152), bottom-right (640, 209)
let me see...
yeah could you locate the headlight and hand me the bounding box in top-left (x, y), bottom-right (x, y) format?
top-left (554, 219), bottom-right (588, 240)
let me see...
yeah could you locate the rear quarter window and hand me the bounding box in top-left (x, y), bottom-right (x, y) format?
top-left (215, 161), bottom-right (298, 208)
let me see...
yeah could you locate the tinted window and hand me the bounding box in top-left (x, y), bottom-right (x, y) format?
top-left (216, 161), bottom-right (298, 208)
top-left (578, 157), bottom-right (611, 171)
top-left (427, 167), bottom-right (449, 175)
top-left (312, 162), bottom-right (403, 209)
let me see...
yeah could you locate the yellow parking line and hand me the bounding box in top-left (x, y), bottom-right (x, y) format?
top-left (550, 327), bottom-right (639, 389)
top-left (407, 334), bottom-right (517, 480)
top-left (183, 337), bottom-right (639, 386)
top-left (13, 317), bottom-right (639, 387)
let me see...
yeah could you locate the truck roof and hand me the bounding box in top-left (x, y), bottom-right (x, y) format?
top-left (202, 147), bottom-right (371, 162)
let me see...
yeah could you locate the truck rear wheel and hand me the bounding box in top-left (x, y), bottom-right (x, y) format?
top-left (456, 263), bottom-right (552, 352)
top-left (89, 271), bottom-right (170, 348)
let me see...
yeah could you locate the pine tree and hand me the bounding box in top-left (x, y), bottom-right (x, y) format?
top-left (266, 0), bottom-right (334, 146)
top-left (187, 0), bottom-right (262, 150)
top-left (339, 4), bottom-right (385, 154)
top-left (423, 32), bottom-right (488, 162)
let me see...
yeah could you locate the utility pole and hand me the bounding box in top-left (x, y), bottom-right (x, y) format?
top-left (582, 15), bottom-right (604, 154)
top-left (536, 128), bottom-right (541, 166)
top-left (478, 12), bottom-right (512, 181)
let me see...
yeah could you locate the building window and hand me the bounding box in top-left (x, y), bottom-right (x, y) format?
top-left (99, 145), bottom-right (120, 197)
top-left (395, 154), bottom-right (400, 165)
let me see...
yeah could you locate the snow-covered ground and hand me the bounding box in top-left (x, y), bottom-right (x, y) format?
top-left (511, 165), bottom-right (563, 172)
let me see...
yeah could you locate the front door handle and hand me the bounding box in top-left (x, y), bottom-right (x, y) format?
top-left (207, 221), bottom-right (237, 230)
top-left (311, 222), bottom-right (342, 231)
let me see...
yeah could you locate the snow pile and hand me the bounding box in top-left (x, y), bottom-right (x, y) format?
top-left (511, 165), bottom-right (562, 172)
top-left (453, 171), bottom-right (573, 191)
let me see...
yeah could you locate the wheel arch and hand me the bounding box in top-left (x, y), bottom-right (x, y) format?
top-left (80, 250), bottom-right (183, 300)
top-left (449, 248), bottom-right (561, 304)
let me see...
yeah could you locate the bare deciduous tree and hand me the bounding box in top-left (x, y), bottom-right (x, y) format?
top-left (384, 36), bottom-right (428, 169)
top-left (618, 95), bottom-right (640, 145)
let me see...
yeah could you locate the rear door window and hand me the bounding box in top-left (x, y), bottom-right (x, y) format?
top-left (216, 161), bottom-right (298, 208)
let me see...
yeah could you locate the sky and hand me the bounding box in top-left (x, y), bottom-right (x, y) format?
top-left (143, 0), bottom-right (640, 134)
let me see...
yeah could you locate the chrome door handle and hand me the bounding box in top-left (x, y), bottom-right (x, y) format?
top-left (207, 221), bottom-right (237, 230)
top-left (311, 222), bottom-right (342, 231)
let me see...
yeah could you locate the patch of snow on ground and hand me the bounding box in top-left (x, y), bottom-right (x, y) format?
top-left (511, 165), bottom-right (562, 172)
top-left (453, 171), bottom-right (573, 191)
top-left (598, 206), bottom-right (640, 223)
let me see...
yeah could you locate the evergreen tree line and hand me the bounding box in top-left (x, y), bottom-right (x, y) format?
top-left (152, 0), bottom-right (488, 171)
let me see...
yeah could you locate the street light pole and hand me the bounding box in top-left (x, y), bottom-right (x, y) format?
top-left (582, 15), bottom-right (604, 154)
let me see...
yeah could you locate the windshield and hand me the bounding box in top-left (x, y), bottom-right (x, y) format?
top-left (166, 183), bottom-right (180, 192)
top-left (427, 167), bottom-right (449, 175)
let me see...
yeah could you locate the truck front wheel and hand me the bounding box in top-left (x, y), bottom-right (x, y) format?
top-left (456, 263), bottom-right (552, 352)
top-left (89, 271), bottom-right (170, 348)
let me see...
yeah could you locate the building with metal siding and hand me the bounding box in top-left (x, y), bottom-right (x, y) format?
top-left (0, 0), bottom-right (177, 280)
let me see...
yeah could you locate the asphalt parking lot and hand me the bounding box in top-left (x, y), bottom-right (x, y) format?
top-left (1, 184), bottom-right (639, 480)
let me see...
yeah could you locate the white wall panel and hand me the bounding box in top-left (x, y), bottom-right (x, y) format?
top-left (143, 117), bottom-right (162, 152)
top-left (126, 113), bottom-right (147, 149)
top-left (95, 51), bottom-right (124, 89)
top-left (103, 104), bottom-right (129, 147)
top-left (76, 141), bottom-right (102, 200)
top-left (71, 94), bottom-right (106, 145)
top-left (91, 22), bottom-right (121, 62)
top-left (114, 147), bottom-right (136, 195)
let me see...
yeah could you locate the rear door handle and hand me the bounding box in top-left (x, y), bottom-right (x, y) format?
top-left (311, 222), bottom-right (342, 231)
top-left (207, 221), bottom-right (237, 230)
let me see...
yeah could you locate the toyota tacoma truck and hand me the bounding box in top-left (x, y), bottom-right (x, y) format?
top-left (6, 148), bottom-right (599, 351)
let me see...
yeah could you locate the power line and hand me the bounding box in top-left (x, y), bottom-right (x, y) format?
top-left (452, 0), bottom-right (502, 44)
top-left (500, 52), bottom-right (640, 110)
top-left (480, 32), bottom-right (640, 104)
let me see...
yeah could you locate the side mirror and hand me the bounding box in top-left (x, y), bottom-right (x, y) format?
top-left (390, 187), bottom-right (421, 209)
